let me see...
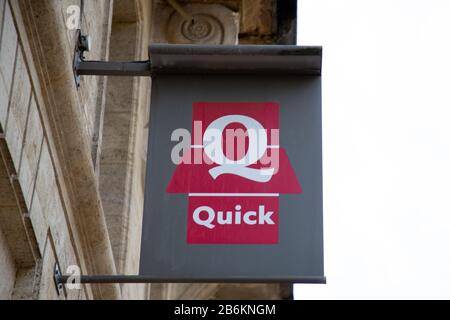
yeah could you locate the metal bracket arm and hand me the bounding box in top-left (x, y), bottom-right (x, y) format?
top-left (73, 30), bottom-right (151, 87)
top-left (76, 60), bottom-right (151, 77)
top-left (54, 273), bottom-right (325, 285)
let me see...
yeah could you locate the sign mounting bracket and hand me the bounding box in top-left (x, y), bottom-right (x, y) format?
top-left (73, 30), bottom-right (322, 88)
top-left (73, 30), bottom-right (151, 88)
top-left (68, 39), bottom-right (325, 287)
top-left (53, 265), bottom-right (325, 287)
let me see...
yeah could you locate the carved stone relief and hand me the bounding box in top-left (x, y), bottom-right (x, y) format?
top-left (151, 2), bottom-right (239, 45)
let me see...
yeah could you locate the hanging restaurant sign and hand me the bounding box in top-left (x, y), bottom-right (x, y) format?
top-left (139, 44), bottom-right (325, 283)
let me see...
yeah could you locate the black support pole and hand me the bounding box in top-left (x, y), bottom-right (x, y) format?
top-left (76, 60), bottom-right (151, 77)
top-left (58, 275), bottom-right (326, 285)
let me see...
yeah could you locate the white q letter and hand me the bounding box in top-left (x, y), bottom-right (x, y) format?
top-left (193, 206), bottom-right (216, 229)
top-left (203, 115), bottom-right (274, 182)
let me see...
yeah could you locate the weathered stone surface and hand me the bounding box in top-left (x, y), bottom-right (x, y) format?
top-left (214, 284), bottom-right (285, 300)
top-left (23, 97), bottom-right (43, 162)
top-left (0, 206), bottom-right (35, 268)
top-left (110, 24), bottom-right (137, 63)
top-left (18, 151), bottom-right (33, 209)
top-left (29, 192), bottom-right (48, 255)
top-left (103, 112), bottom-right (133, 140)
top-left (0, 0), bottom-right (8, 129)
top-left (0, 0), bottom-right (5, 36)
top-left (8, 48), bottom-right (31, 131)
top-left (48, 197), bottom-right (76, 274)
top-left (104, 213), bottom-right (125, 263)
top-left (5, 48), bottom-right (31, 171)
top-left (241, 0), bottom-right (273, 35)
top-left (0, 226), bottom-right (15, 300)
top-left (19, 96), bottom-right (43, 209)
top-left (100, 142), bottom-right (130, 165)
top-left (100, 7), bottom-right (139, 283)
top-left (34, 142), bottom-right (56, 220)
top-left (34, 142), bottom-right (77, 271)
top-left (11, 265), bottom-right (40, 299)
top-left (0, 2), bottom-right (17, 94)
top-left (38, 237), bottom-right (63, 300)
top-left (0, 1), bottom-right (18, 131)
top-left (167, 4), bottom-right (239, 44)
top-left (0, 0), bottom-right (119, 300)
top-left (0, 113), bottom-right (37, 283)
top-left (5, 113), bottom-right (23, 169)
top-left (62, 0), bottom-right (113, 150)
top-left (152, 2), bottom-right (239, 45)
top-left (19, 0), bottom-right (120, 298)
top-left (101, 111), bottom-right (133, 165)
top-left (104, 77), bottom-right (135, 113)
top-left (166, 283), bottom-right (220, 300)
top-left (0, 177), bottom-right (16, 206)
top-left (0, 76), bottom-right (8, 131)
top-left (111, 0), bottom-right (138, 22)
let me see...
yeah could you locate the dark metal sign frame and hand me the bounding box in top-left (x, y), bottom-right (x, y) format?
top-left (60, 40), bottom-right (324, 286)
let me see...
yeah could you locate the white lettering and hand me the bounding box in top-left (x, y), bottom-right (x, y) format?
top-left (258, 205), bottom-right (275, 225)
top-left (203, 115), bottom-right (274, 182)
top-left (217, 211), bottom-right (233, 225)
top-left (235, 205), bottom-right (242, 224)
top-left (193, 206), bottom-right (215, 229)
top-left (243, 211), bottom-right (257, 225)
top-left (193, 205), bottom-right (275, 229)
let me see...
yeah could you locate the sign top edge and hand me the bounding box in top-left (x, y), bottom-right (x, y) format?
top-left (148, 44), bottom-right (322, 75)
top-left (149, 44), bottom-right (322, 56)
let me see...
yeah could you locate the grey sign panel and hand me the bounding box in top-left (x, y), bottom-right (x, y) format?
top-left (139, 45), bottom-right (325, 283)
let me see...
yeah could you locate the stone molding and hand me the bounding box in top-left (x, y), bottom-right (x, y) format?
top-left (151, 1), bottom-right (239, 44)
top-left (13, 0), bottom-right (120, 299)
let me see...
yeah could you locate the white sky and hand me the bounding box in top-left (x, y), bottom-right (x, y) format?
top-left (294, 0), bottom-right (450, 299)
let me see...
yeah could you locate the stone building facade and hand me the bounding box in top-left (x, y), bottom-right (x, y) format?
top-left (0, 0), bottom-right (296, 300)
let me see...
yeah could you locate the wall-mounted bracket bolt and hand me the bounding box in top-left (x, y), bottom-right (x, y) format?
top-left (53, 263), bottom-right (66, 297)
top-left (79, 34), bottom-right (92, 53)
top-left (73, 29), bottom-right (91, 88)
top-left (72, 29), bottom-right (151, 89)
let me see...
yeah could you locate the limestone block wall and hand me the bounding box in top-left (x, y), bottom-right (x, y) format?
top-left (0, 227), bottom-right (15, 299)
top-left (0, 0), bottom-right (119, 299)
top-left (0, 0), bottom-right (79, 299)
top-left (0, 0), bottom-right (152, 300)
